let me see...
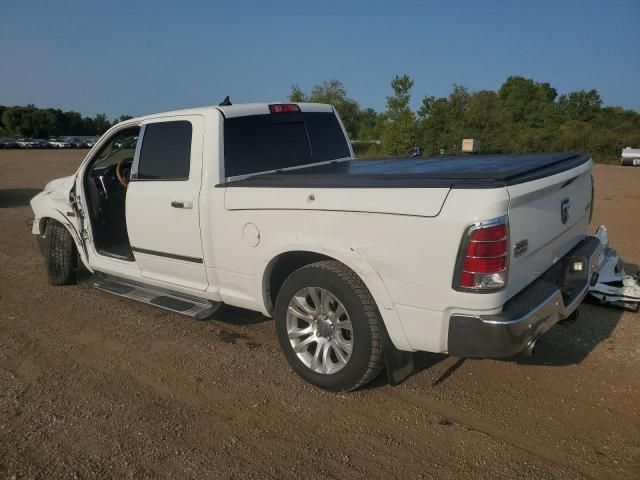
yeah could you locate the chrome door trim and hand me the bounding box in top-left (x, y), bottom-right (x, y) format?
top-left (129, 124), bottom-right (146, 181)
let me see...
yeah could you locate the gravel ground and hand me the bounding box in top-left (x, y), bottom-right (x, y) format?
top-left (1, 150), bottom-right (639, 479)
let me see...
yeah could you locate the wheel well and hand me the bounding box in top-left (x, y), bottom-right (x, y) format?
top-left (39, 217), bottom-right (50, 234)
top-left (39, 217), bottom-right (82, 258)
top-left (39, 217), bottom-right (66, 235)
top-left (264, 251), bottom-right (331, 313)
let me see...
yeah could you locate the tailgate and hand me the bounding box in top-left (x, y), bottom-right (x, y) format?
top-left (505, 160), bottom-right (593, 298)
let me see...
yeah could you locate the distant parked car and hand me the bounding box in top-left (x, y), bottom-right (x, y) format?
top-left (16, 138), bottom-right (40, 149)
top-left (67, 138), bottom-right (90, 148)
top-left (0, 138), bottom-right (19, 149)
top-left (62, 137), bottom-right (79, 148)
top-left (113, 136), bottom-right (138, 149)
top-left (48, 138), bottom-right (72, 148)
top-left (34, 139), bottom-right (52, 149)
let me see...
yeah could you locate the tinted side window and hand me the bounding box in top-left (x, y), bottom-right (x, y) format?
top-left (137, 121), bottom-right (192, 180)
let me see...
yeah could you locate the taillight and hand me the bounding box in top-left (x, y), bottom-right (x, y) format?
top-left (268, 103), bottom-right (301, 113)
top-left (454, 217), bottom-right (508, 291)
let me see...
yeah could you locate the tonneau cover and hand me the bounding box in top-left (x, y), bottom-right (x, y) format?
top-left (223, 152), bottom-right (590, 189)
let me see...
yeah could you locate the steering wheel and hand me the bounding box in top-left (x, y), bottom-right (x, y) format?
top-left (115, 158), bottom-right (133, 188)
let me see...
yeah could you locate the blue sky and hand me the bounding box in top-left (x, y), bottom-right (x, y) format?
top-left (1, 0), bottom-right (638, 119)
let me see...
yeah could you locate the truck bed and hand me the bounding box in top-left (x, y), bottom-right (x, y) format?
top-left (224, 152), bottom-right (589, 188)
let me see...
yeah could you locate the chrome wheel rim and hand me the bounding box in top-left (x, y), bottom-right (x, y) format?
top-left (286, 287), bottom-right (353, 375)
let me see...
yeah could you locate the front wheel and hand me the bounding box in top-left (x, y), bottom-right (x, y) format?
top-left (274, 261), bottom-right (384, 392)
top-left (44, 221), bottom-right (78, 285)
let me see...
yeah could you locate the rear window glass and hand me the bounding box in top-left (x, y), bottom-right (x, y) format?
top-left (137, 121), bottom-right (192, 180)
top-left (224, 112), bottom-right (350, 177)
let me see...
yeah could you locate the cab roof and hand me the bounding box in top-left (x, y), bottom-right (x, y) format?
top-left (130, 102), bottom-right (334, 122)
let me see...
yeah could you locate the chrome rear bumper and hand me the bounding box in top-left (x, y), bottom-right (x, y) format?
top-left (447, 235), bottom-right (603, 358)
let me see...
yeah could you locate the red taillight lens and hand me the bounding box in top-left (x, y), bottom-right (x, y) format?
top-left (459, 271), bottom-right (475, 287)
top-left (463, 256), bottom-right (506, 274)
top-left (269, 103), bottom-right (301, 113)
top-left (456, 220), bottom-right (508, 290)
top-left (467, 240), bottom-right (507, 257)
top-left (470, 224), bottom-right (506, 241)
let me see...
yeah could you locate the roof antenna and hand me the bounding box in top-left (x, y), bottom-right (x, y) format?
top-left (219, 96), bottom-right (232, 106)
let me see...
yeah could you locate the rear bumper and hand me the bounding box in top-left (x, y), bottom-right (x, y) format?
top-left (447, 235), bottom-right (603, 358)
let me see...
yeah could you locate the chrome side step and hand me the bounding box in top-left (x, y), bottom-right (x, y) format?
top-left (89, 272), bottom-right (221, 320)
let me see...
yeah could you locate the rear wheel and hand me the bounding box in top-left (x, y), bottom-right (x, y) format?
top-left (274, 260), bottom-right (384, 392)
top-left (44, 221), bottom-right (78, 285)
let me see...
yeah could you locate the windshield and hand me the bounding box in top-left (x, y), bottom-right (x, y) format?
top-left (223, 111), bottom-right (351, 178)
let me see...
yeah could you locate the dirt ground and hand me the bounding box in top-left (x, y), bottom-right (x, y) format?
top-left (1, 150), bottom-right (639, 480)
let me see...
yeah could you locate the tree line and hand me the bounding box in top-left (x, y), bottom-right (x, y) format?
top-left (0, 105), bottom-right (132, 138)
top-left (3, 76), bottom-right (638, 162)
top-left (290, 76), bottom-right (640, 163)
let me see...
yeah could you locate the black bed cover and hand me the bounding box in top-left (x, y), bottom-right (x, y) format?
top-left (223, 152), bottom-right (590, 189)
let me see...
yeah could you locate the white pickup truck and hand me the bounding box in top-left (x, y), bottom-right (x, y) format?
top-left (31, 101), bottom-right (603, 391)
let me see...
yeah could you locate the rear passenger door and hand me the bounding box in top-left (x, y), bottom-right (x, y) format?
top-left (126, 116), bottom-right (207, 291)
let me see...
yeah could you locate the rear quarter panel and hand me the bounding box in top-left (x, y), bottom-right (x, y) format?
top-left (209, 186), bottom-right (511, 352)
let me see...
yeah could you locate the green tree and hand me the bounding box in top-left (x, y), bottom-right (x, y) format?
top-left (558, 89), bottom-right (602, 121)
top-left (0, 104), bottom-right (133, 136)
top-left (63, 111), bottom-right (84, 134)
top-left (115, 115), bottom-right (134, 124)
top-left (353, 107), bottom-right (380, 141)
top-left (1, 107), bottom-right (24, 136)
top-left (288, 80), bottom-right (361, 138)
top-left (381, 74), bottom-right (417, 155)
top-left (94, 113), bottom-right (111, 134)
top-left (498, 76), bottom-right (557, 124)
top-left (27, 109), bottom-right (57, 137)
top-left (288, 85), bottom-right (306, 102)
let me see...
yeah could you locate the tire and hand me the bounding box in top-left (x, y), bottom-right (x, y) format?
top-left (274, 260), bottom-right (384, 392)
top-left (44, 221), bottom-right (78, 285)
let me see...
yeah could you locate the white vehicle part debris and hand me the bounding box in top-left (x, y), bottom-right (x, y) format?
top-left (589, 225), bottom-right (640, 312)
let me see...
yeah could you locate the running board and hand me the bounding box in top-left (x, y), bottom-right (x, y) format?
top-left (89, 272), bottom-right (221, 320)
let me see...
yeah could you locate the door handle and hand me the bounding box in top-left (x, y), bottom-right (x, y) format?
top-left (171, 200), bottom-right (193, 209)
